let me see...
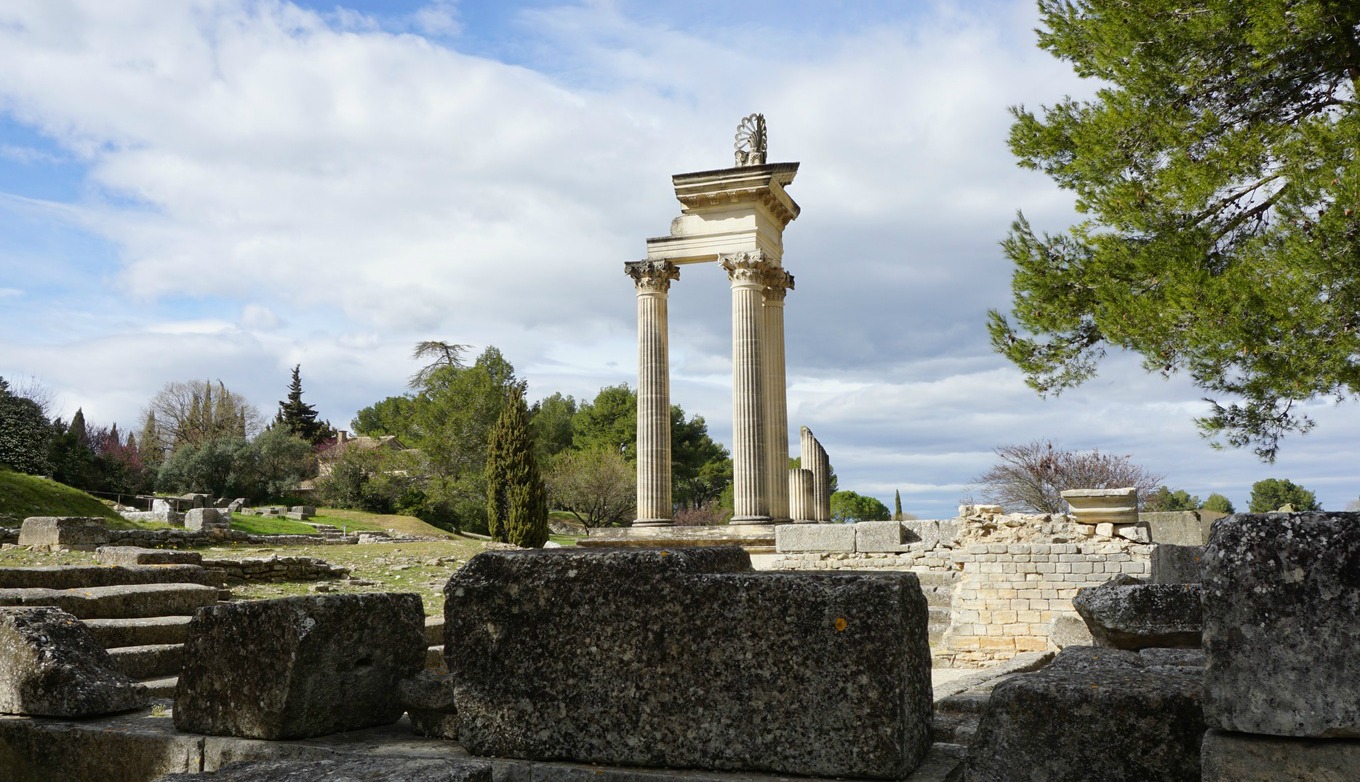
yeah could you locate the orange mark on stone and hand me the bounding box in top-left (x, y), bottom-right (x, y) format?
top-left (834, 617), bottom-right (848, 632)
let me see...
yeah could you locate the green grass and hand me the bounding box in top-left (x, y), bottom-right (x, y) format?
top-left (228, 514), bottom-right (320, 535)
top-left (0, 469), bottom-right (124, 526)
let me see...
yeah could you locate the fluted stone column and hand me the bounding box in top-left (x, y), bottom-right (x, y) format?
top-left (626, 260), bottom-right (680, 526)
top-left (722, 252), bottom-right (770, 524)
top-left (801, 426), bottom-right (832, 522)
top-left (789, 468), bottom-right (814, 522)
top-left (763, 270), bottom-right (794, 524)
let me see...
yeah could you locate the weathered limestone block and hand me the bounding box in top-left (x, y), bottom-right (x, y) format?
top-left (96, 546), bottom-right (203, 566)
top-left (1047, 614), bottom-right (1093, 648)
top-left (1073, 577), bottom-right (1202, 650)
top-left (1151, 544), bottom-right (1204, 584)
top-left (1141, 510), bottom-right (1220, 545)
top-left (1201, 730), bottom-right (1360, 782)
top-left (155, 757), bottom-right (493, 781)
top-left (0, 606), bottom-right (147, 717)
top-left (966, 646), bottom-right (1204, 782)
top-left (174, 593), bottom-right (426, 739)
top-left (855, 520), bottom-right (912, 552)
top-left (1202, 512), bottom-right (1360, 737)
top-left (445, 548), bottom-right (932, 779)
top-left (1062, 488), bottom-right (1138, 525)
top-left (401, 669), bottom-right (458, 739)
top-left (774, 522), bottom-right (855, 553)
top-left (183, 508), bottom-right (228, 532)
top-left (17, 516), bottom-right (108, 549)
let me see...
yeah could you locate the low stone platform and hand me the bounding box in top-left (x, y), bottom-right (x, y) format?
top-left (0, 583), bottom-right (220, 619)
top-left (0, 565), bottom-right (223, 590)
top-left (575, 525), bottom-right (776, 553)
top-left (0, 707), bottom-right (968, 782)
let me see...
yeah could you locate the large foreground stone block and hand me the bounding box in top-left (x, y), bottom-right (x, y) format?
top-left (445, 548), bottom-right (932, 779)
top-left (1202, 512), bottom-right (1360, 737)
top-left (1201, 729), bottom-right (1360, 781)
top-left (0, 607), bottom-right (147, 717)
top-left (965, 646), bottom-right (1204, 782)
top-left (174, 593), bottom-right (426, 739)
top-left (17, 516), bottom-right (108, 549)
top-left (1072, 577), bottom-right (1202, 649)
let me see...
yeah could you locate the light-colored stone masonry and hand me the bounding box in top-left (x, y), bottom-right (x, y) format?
top-left (770, 507), bottom-right (1154, 666)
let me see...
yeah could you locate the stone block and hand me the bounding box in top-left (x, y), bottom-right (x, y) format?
top-left (1063, 488), bottom-right (1138, 525)
top-left (855, 520), bottom-right (913, 552)
top-left (96, 546), bottom-right (203, 566)
top-left (174, 593), bottom-right (426, 739)
top-left (1201, 730), bottom-right (1360, 781)
top-left (1202, 512), bottom-right (1360, 737)
top-left (1115, 522), bottom-right (1151, 543)
top-left (774, 522), bottom-right (856, 553)
top-left (401, 669), bottom-right (458, 739)
top-left (1151, 544), bottom-right (1204, 584)
top-left (0, 606), bottom-right (147, 717)
top-left (966, 646), bottom-right (1204, 782)
top-left (17, 517), bottom-right (108, 549)
top-left (184, 508), bottom-right (228, 532)
top-left (1141, 510), bottom-right (1220, 545)
top-left (1073, 578), bottom-right (1201, 650)
top-left (155, 757), bottom-right (493, 781)
top-left (1047, 614), bottom-right (1093, 648)
top-left (445, 548), bottom-right (932, 779)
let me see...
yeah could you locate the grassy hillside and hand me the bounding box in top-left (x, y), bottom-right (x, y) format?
top-left (0, 469), bottom-right (124, 527)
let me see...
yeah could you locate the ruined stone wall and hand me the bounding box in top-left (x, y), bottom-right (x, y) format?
top-left (769, 508), bottom-right (1154, 666)
top-left (942, 540), bottom-right (1150, 666)
top-left (103, 529), bottom-right (358, 548)
top-left (201, 555), bottom-right (350, 585)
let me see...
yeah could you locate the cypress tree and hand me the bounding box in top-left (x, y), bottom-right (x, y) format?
top-left (894, 489), bottom-right (903, 521)
top-left (274, 365), bottom-right (332, 445)
top-left (485, 386), bottom-right (548, 547)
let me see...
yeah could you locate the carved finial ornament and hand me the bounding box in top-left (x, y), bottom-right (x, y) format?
top-left (625, 260), bottom-right (680, 293)
top-left (733, 113), bottom-right (767, 167)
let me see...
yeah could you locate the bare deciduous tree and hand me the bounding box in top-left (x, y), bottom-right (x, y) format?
top-left (144, 380), bottom-right (263, 450)
top-left (972, 439), bottom-right (1163, 514)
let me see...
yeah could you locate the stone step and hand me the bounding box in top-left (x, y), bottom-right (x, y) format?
top-left (83, 615), bottom-right (193, 648)
top-left (0, 583), bottom-right (220, 619)
top-left (914, 571), bottom-right (961, 589)
top-left (0, 564), bottom-right (223, 590)
top-left (424, 614), bottom-right (444, 645)
top-left (109, 643), bottom-right (184, 680)
top-left (139, 675), bottom-right (178, 699)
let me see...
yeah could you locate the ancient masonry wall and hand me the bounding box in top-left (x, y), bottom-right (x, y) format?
top-left (201, 555), bottom-right (350, 585)
top-left (769, 509), bottom-right (1153, 666)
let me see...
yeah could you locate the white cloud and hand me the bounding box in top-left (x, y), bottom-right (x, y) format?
top-left (0, 0), bottom-right (1356, 518)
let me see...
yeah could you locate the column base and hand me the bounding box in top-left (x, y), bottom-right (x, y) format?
top-left (632, 519), bottom-right (674, 528)
top-left (729, 516), bottom-right (772, 525)
top-left (768, 516), bottom-right (793, 525)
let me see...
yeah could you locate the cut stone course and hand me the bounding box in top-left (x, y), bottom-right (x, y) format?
top-left (95, 546), bottom-right (204, 566)
top-left (0, 606), bottom-right (147, 717)
top-left (154, 757), bottom-right (493, 782)
top-left (1151, 544), bottom-right (1204, 584)
top-left (0, 564), bottom-right (221, 589)
top-left (174, 593), bottom-right (426, 740)
top-left (445, 547), bottom-right (932, 779)
top-left (1201, 730), bottom-right (1360, 782)
top-left (965, 646), bottom-right (1204, 782)
top-left (0, 583), bottom-right (220, 619)
top-left (1202, 511), bottom-right (1360, 737)
top-left (1072, 577), bottom-right (1202, 649)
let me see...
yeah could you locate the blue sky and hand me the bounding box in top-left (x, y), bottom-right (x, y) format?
top-left (1, 0), bottom-right (1356, 516)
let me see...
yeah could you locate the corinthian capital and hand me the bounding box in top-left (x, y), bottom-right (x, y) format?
top-left (762, 268), bottom-right (795, 301)
top-left (625, 260), bottom-right (680, 293)
top-left (719, 251), bottom-right (774, 285)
